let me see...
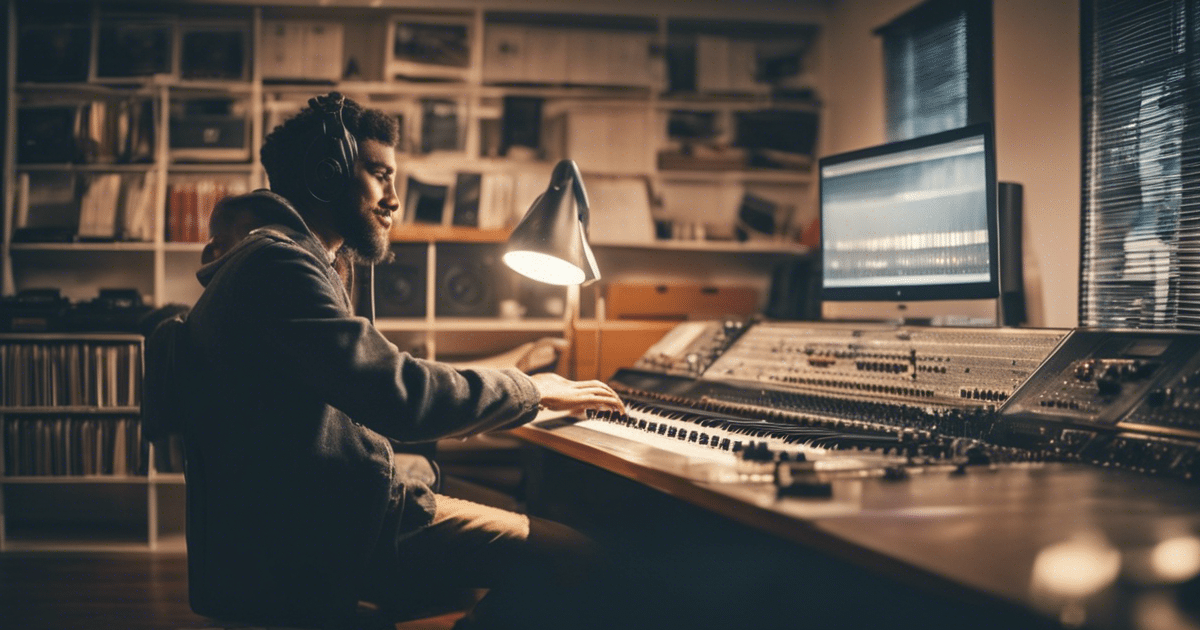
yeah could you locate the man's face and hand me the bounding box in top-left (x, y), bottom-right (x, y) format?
top-left (337, 138), bottom-right (399, 264)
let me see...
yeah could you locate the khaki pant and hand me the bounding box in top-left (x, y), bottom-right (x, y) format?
top-left (360, 489), bottom-right (607, 630)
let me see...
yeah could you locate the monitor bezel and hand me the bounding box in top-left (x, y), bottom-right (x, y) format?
top-left (819, 123), bottom-right (999, 303)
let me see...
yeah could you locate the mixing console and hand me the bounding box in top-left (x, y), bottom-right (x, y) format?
top-left (584, 321), bottom-right (1200, 483)
top-left (703, 322), bottom-right (1065, 408)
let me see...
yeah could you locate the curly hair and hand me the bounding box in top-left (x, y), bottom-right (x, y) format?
top-left (260, 93), bottom-right (399, 200)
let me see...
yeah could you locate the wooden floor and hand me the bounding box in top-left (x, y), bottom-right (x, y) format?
top-left (0, 552), bottom-right (464, 630)
top-left (0, 552), bottom-right (212, 630)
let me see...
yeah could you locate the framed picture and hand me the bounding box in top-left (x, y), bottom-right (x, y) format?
top-left (18, 22), bottom-right (90, 82)
top-left (180, 23), bottom-right (250, 81)
top-left (419, 98), bottom-right (467, 155)
top-left (97, 20), bottom-right (174, 78)
top-left (169, 97), bottom-right (251, 163)
top-left (386, 13), bottom-right (473, 81)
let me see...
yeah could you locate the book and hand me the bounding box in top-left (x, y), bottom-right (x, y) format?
top-left (452, 172), bottom-right (483, 227)
top-left (77, 174), bottom-right (122, 240)
top-left (420, 99), bottom-right (462, 154)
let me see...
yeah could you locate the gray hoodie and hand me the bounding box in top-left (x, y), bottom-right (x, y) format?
top-left (154, 189), bottom-right (539, 628)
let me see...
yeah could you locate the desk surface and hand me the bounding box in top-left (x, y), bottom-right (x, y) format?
top-left (512, 416), bottom-right (1200, 630)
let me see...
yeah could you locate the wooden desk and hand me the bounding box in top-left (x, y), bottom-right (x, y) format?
top-left (513, 416), bottom-right (1200, 630)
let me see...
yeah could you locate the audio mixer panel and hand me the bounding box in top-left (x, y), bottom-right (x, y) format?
top-left (1002, 329), bottom-right (1200, 431)
top-left (703, 322), bottom-right (1067, 409)
top-left (583, 322), bottom-right (1200, 481)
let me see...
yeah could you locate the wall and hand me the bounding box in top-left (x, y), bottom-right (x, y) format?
top-left (822, 0), bottom-right (1081, 328)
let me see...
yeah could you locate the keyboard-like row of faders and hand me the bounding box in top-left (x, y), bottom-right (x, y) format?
top-left (578, 399), bottom-right (910, 466)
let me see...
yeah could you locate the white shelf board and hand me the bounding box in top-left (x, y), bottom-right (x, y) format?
top-left (0, 406), bottom-right (142, 414)
top-left (9, 242), bottom-right (155, 252)
top-left (1, 539), bottom-right (153, 553)
top-left (168, 80), bottom-right (255, 94)
top-left (0, 475), bottom-right (150, 484)
top-left (373, 318), bottom-right (431, 332)
top-left (15, 82), bottom-right (159, 96)
top-left (150, 473), bottom-right (187, 485)
top-left (151, 533), bottom-right (188, 554)
top-left (167, 162), bottom-right (256, 173)
top-left (657, 169), bottom-right (812, 185)
top-left (16, 163), bottom-right (156, 173)
top-left (374, 317), bottom-right (567, 332)
top-left (0, 332), bottom-right (142, 341)
top-left (592, 239), bottom-right (809, 254)
top-left (435, 317), bottom-right (566, 332)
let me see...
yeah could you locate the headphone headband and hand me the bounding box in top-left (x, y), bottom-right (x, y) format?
top-left (304, 92), bottom-right (358, 203)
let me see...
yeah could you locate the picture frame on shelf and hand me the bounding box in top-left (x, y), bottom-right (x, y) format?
top-left (13, 171), bottom-right (80, 243)
top-left (404, 175), bottom-right (450, 225)
top-left (17, 21), bottom-right (91, 83)
top-left (179, 22), bottom-right (251, 82)
top-left (169, 96), bottom-right (251, 163)
top-left (260, 20), bottom-right (344, 82)
top-left (386, 13), bottom-right (474, 82)
top-left (16, 106), bottom-right (82, 164)
top-left (419, 98), bottom-right (467, 155)
top-left (96, 19), bottom-right (174, 79)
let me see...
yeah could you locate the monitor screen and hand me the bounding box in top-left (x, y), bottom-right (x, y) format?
top-left (819, 124), bottom-right (998, 302)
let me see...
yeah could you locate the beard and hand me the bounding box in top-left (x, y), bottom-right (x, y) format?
top-left (336, 199), bottom-right (392, 265)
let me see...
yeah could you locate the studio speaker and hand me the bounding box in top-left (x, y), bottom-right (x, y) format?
top-left (436, 243), bottom-right (500, 317)
top-left (764, 254), bottom-right (821, 321)
top-left (373, 244), bottom-right (427, 318)
top-left (998, 182), bottom-right (1025, 326)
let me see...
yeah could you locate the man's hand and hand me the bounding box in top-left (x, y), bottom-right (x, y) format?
top-left (530, 372), bottom-right (626, 417)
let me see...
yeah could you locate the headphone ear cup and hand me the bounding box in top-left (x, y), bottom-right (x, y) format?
top-left (305, 137), bottom-right (348, 202)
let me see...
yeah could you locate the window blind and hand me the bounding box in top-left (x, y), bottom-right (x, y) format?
top-left (876, 0), bottom-right (991, 142)
top-left (884, 11), bottom-right (967, 140)
top-left (1081, 0), bottom-right (1198, 330)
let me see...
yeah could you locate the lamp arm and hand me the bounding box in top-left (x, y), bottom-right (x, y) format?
top-left (557, 159), bottom-right (590, 235)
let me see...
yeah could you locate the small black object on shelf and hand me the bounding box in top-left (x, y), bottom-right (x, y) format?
top-left (0, 289), bottom-right (72, 332)
top-left (64, 289), bottom-right (154, 333)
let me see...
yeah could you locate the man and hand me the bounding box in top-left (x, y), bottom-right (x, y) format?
top-left (174, 93), bottom-right (625, 629)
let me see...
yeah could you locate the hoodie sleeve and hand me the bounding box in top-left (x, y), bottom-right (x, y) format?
top-left (233, 238), bottom-right (541, 443)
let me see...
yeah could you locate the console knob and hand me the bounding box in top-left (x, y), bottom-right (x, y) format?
top-left (1075, 361), bottom-right (1095, 382)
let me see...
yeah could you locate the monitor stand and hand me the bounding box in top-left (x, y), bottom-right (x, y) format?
top-left (822, 299), bottom-right (1001, 328)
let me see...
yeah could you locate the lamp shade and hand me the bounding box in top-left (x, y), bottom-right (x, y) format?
top-left (503, 160), bottom-right (600, 286)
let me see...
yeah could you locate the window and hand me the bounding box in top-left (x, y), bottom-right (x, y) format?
top-left (876, 0), bottom-right (993, 141)
top-left (1081, 0), bottom-right (1197, 330)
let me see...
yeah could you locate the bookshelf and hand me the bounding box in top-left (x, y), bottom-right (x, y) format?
top-left (3, 0), bottom-right (820, 331)
top-left (1, 0), bottom-right (821, 552)
top-left (0, 333), bottom-right (185, 552)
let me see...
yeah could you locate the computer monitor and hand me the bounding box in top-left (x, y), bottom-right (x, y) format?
top-left (819, 123), bottom-right (998, 303)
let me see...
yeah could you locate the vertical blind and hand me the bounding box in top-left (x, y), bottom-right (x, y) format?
top-left (1081, 0), bottom-right (1198, 330)
top-left (877, 0), bottom-right (992, 143)
top-left (882, 9), bottom-right (969, 141)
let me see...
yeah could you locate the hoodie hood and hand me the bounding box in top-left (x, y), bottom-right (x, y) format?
top-left (196, 189), bottom-right (326, 288)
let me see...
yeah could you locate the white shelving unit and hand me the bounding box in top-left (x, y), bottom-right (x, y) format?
top-left (0, 333), bottom-right (186, 553)
top-left (0, 0), bottom-right (824, 552)
top-left (3, 0), bottom-right (822, 319)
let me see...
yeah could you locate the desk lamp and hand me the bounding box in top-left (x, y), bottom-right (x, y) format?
top-left (503, 159), bottom-right (600, 286)
top-left (503, 159), bottom-right (600, 379)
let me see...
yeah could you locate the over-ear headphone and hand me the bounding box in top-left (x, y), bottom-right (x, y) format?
top-left (304, 92), bottom-right (358, 203)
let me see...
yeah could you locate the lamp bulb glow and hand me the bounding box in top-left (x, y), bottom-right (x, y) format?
top-left (503, 251), bottom-right (586, 286)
